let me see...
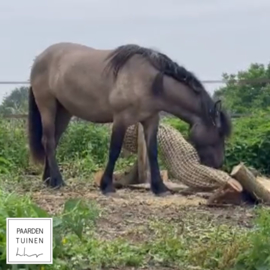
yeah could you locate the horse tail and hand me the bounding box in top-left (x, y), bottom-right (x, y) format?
top-left (28, 86), bottom-right (45, 163)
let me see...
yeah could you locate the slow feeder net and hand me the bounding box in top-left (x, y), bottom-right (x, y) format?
top-left (120, 123), bottom-right (233, 190)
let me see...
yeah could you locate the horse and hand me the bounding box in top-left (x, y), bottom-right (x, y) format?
top-left (28, 42), bottom-right (232, 196)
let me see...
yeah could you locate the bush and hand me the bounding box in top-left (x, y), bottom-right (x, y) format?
top-left (0, 119), bottom-right (29, 174)
top-left (0, 119), bottom-right (135, 179)
top-left (224, 110), bottom-right (270, 174)
top-left (57, 121), bottom-right (110, 177)
top-left (1, 113), bottom-right (270, 177)
top-left (57, 121), bottom-right (109, 166)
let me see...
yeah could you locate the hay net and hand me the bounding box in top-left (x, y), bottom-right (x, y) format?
top-left (121, 123), bottom-right (233, 190)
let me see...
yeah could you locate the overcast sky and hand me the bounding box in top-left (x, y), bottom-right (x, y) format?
top-left (0, 0), bottom-right (269, 102)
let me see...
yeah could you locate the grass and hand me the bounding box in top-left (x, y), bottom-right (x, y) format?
top-left (0, 119), bottom-right (270, 269)
top-left (1, 172), bottom-right (270, 270)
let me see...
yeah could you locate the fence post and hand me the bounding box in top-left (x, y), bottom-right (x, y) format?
top-left (137, 123), bottom-right (150, 183)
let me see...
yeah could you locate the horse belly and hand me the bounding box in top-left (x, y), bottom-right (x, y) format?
top-left (57, 91), bottom-right (113, 123)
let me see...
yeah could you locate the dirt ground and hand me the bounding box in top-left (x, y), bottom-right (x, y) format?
top-left (28, 179), bottom-right (256, 243)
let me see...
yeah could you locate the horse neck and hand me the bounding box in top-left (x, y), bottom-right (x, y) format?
top-left (160, 75), bottom-right (206, 125)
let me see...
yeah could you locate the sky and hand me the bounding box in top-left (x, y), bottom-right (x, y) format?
top-left (0, 0), bottom-right (270, 102)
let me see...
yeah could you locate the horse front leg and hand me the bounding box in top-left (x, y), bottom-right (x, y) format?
top-left (141, 114), bottom-right (170, 196)
top-left (100, 121), bottom-right (127, 195)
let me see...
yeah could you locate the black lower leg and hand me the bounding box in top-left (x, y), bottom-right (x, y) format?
top-left (42, 158), bottom-right (50, 182)
top-left (42, 136), bottom-right (64, 188)
top-left (42, 111), bottom-right (70, 187)
top-left (100, 124), bottom-right (126, 194)
top-left (142, 117), bottom-right (168, 195)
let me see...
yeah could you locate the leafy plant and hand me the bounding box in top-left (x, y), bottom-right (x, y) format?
top-left (0, 189), bottom-right (100, 270)
top-left (233, 207), bottom-right (270, 270)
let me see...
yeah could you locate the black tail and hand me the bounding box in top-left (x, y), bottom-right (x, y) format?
top-left (28, 86), bottom-right (44, 163)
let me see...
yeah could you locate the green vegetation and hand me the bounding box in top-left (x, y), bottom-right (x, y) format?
top-left (0, 116), bottom-right (269, 269)
top-left (0, 86), bottom-right (28, 115)
top-left (0, 176), bottom-right (270, 270)
top-left (1, 62), bottom-right (270, 269)
top-left (0, 191), bottom-right (100, 270)
top-left (213, 63), bottom-right (270, 114)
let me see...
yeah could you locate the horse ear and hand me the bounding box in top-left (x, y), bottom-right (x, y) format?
top-left (213, 100), bottom-right (222, 128)
top-left (214, 100), bottom-right (222, 112)
top-left (219, 110), bottom-right (232, 137)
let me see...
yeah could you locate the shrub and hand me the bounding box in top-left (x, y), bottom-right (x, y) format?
top-left (0, 118), bottom-right (135, 179)
top-left (224, 111), bottom-right (270, 174)
top-left (1, 113), bottom-right (270, 177)
top-left (56, 121), bottom-right (110, 177)
top-left (57, 121), bottom-right (109, 166)
top-left (0, 119), bottom-right (29, 174)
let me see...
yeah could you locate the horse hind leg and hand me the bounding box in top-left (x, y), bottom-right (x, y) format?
top-left (38, 98), bottom-right (66, 188)
top-left (42, 103), bottom-right (71, 183)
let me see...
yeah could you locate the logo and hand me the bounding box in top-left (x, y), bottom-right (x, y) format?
top-left (6, 218), bottom-right (53, 264)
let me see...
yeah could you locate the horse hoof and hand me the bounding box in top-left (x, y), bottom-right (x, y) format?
top-left (103, 191), bottom-right (118, 198)
top-left (43, 177), bottom-right (50, 186)
top-left (54, 180), bottom-right (65, 189)
top-left (53, 182), bottom-right (66, 189)
top-left (156, 190), bottom-right (171, 197)
top-left (151, 183), bottom-right (171, 197)
top-left (44, 177), bottom-right (65, 189)
top-left (101, 185), bottom-right (116, 196)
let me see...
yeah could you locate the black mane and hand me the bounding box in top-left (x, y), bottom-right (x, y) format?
top-left (105, 44), bottom-right (206, 93)
top-left (105, 44), bottom-right (231, 137)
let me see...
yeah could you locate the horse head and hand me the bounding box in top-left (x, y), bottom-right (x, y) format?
top-left (188, 99), bottom-right (232, 169)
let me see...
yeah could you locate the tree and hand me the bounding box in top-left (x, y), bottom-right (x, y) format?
top-left (0, 86), bottom-right (29, 115)
top-left (213, 63), bottom-right (270, 114)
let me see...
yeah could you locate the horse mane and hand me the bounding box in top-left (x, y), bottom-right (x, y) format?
top-left (105, 44), bottom-right (205, 91)
top-left (105, 44), bottom-right (231, 137)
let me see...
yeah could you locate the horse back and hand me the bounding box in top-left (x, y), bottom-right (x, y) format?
top-left (31, 42), bottom-right (109, 82)
top-left (29, 43), bottom-right (124, 122)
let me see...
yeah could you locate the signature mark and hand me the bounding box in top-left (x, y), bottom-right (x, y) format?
top-left (16, 247), bottom-right (43, 258)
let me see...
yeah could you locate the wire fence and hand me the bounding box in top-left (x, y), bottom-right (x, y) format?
top-left (0, 112), bottom-right (257, 121)
top-left (1, 77), bottom-right (270, 85)
top-left (1, 77), bottom-right (269, 120)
